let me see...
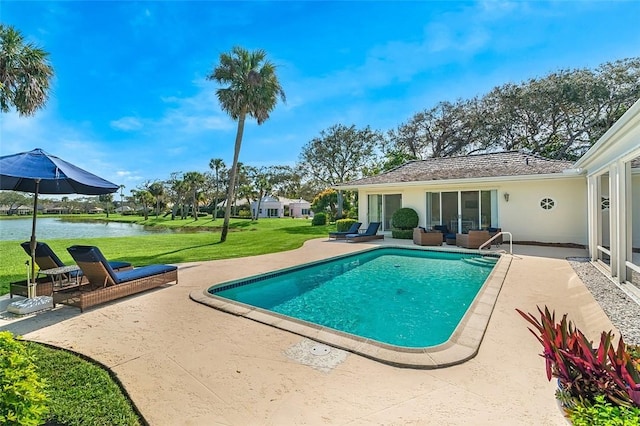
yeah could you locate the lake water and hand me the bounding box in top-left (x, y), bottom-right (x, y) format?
top-left (0, 217), bottom-right (174, 241)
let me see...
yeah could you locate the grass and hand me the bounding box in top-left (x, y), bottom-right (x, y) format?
top-left (24, 341), bottom-right (142, 426)
top-left (0, 214), bottom-right (332, 295)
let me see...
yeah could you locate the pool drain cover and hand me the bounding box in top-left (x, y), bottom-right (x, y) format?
top-left (310, 344), bottom-right (331, 356)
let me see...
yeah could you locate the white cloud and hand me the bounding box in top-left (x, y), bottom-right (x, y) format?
top-left (110, 116), bottom-right (144, 131)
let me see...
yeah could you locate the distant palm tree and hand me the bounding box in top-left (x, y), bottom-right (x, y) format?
top-left (209, 158), bottom-right (226, 221)
top-left (0, 24), bottom-right (54, 116)
top-left (183, 171), bottom-right (205, 220)
top-left (147, 181), bottom-right (165, 218)
top-left (207, 46), bottom-right (285, 242)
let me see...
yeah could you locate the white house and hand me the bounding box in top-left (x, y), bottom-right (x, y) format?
top-left (340, 151), bottom-right (588, 245)
top-left (250, 196), bottom-right (313, 219)
top-left (339, 98), bottom-right (640, 298)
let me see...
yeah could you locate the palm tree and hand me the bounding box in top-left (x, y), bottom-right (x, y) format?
top-left (183, 171), bottom-right (205, 220)
top-left (118, 184), bottom-right (126, 213)
top-left (207, 46), bottom-right (285, 242)
top-left (208, 158), bottom-right (226, 220)
top-left (147, 181), bottom-right (165, 218)
top-left (0, 24), bottom-right (54, 116)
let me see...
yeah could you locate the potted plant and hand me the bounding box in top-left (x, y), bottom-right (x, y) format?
top-left (516, 306), bottom-right (640, 425)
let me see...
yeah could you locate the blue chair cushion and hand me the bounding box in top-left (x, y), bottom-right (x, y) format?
top-left (114, 264), bottom-right (178, 284)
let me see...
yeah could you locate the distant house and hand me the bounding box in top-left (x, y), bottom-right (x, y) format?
top-left (250, 196), bottom-right (313, 218)
top-left (0, 204), bottom-right (33, 215)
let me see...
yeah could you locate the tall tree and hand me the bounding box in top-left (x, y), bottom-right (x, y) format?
top-left (208, 158), bottom-right (227, 220)
top-left (0, 25), bottom-right (54, 116)
top-left (132, 189), bottom-right (154, 220)
top-left (207, 46), bottom-right (286, 242)
top-left (298, 124), bottom-right (382, 218)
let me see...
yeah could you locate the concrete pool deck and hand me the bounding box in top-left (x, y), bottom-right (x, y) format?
top-left (0, 238), bottom-right (618, 425)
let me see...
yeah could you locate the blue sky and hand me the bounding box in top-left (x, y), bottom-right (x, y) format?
top-left (2, 1), bottom-right (639, 197)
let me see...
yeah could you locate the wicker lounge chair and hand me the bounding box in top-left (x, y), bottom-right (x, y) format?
top-left (328, 222), bottom-right (362, 240)
top-left (345, 222), bottom-right (383, 243)
top-left (63, 245), bottom-right (178, 311)
top-left (10, 241), bottom-right (132, 298)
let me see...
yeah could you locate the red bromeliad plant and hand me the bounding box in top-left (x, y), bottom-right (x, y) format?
top-left (516, 306), bottom-right (640, 408)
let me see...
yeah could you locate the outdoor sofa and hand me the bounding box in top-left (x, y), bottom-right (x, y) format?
top-left (62, 245), bottom-right (178, 312)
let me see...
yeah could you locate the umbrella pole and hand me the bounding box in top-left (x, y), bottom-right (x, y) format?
top-left (28, 180), bottom-right (40, 298)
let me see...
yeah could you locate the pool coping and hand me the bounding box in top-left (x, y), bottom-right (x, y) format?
top-left (190, 245), bottom-right (512, 369)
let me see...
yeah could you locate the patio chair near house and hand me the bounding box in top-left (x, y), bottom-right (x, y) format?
top-left (455, 230), bottom-right (491, 249)
top-left (328, 222), bottom-right (362, 240)
top-left (62, 245), bottom-right (178, 311)
top-left (345, 222), bottom-right (383, 243)
top-left (413, 227), bottom-right (443, 246)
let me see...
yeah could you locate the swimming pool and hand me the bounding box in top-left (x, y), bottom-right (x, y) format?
top-left (199, 246), bottom-right (510, 368)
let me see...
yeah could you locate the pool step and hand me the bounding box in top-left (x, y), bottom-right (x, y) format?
top-left (462, 257), bottom-right (499, 267)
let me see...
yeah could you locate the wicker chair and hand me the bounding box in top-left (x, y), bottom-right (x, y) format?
top-left (63, 245), bottom-right (178, 311)
top-left (455, 230), bottom-right (491, 249)
top-left (413, 228), bottom-right (443, 246)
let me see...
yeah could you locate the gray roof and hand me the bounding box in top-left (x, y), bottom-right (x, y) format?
top-left (345, 151), bottom-right (575, 186)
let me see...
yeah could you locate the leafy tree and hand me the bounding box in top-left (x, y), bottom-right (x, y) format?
top-left (207, 46), bottom-right (286, 241)
top-left (147, 181), bottom-right (165, 218)
top-left (298, 124), bottom-right (382, 218)
top-left (98, 193), bottom-right (113, 217)
top-left (246, 165), bottom-right (291, 220)
top-left (208, 158), bottom-right (227, 220)
top-left (0, 25), bottom-right (54, 116)
top-left (131, 189), bottom-right (153, 220)
top-left (0, 191), bottom-right (29, 213)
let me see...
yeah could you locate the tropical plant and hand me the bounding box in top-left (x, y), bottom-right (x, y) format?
top-left (147, 181), bottom-right (165, 218)
top-left (516, 306), bottom-right (640, 410)
top-left (0, 24), bottom-right (54, 116)
top-left (183, 171), bottom-right (205, 220)
top-left (207, 46), bottom-right (286, 241)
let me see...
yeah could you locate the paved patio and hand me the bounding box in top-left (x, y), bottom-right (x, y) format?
top-left (0, 238), bottom-right (617, 425)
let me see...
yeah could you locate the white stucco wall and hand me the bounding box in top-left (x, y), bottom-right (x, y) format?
top-left (357, 176), bottom-right (588, 245)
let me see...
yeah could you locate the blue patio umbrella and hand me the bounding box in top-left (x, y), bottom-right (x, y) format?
top-left (0, 148), bottom-right (118, 296)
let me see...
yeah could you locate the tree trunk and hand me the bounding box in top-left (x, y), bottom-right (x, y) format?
top-left (221, 113), bottom-right (246, 242)
top-left (336, 190), bottom-right (344, 219)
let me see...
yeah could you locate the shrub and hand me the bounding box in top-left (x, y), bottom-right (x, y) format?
top-left (312, 212), bottom-right (327, 226)
top-left (335, 219), bottom-right (357, 232)
top-left (391, 208), bottom-right (418, 230)
top-left (391, 229), bottom-right (414, 239)
top-left (238, 209), bottom-right (252, 218)
top-left (568, 394), bottom-right (640, 426)
top-left (0, 332), bottom-right (49, 426)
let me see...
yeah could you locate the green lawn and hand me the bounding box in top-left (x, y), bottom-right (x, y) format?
top-left (0, 215), bottom-right (332, 295)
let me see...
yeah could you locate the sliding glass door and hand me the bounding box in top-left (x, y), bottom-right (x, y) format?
top-left (367, 194), bottom-right (402, 231)
top-left (426, 190), bottom-right (498, 233)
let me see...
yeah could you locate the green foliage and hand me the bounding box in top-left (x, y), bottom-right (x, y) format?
top-left (391, 229), bottom-right (414, 239)
top-left (25, 342), bottom-right (141, 425)
top-left (517, 306), bottom-right (640, 408)
top-left (568, 394), bottom-right (640, 426)
top-left (335, 219), bottom-right (357, 232)
top-left (237, 209), bottom-right (252, 218)
top-left (391, 208), bottom-right (419, 230)
top-left (0, 332), bottom-right (49, 426)
top-left (312, 212), bottom-right (327, 226)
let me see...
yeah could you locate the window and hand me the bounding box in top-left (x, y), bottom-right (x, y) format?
top-left (540, 198), bottom-right (555, 210)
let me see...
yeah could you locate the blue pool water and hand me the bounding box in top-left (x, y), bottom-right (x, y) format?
top-left (211, 248), bottom-right (497, 348)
